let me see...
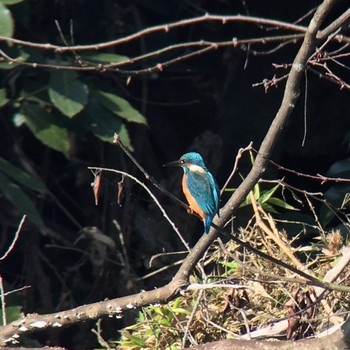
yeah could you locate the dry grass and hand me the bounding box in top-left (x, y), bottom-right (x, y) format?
top-left (116, 206), bottom-right (350, 349)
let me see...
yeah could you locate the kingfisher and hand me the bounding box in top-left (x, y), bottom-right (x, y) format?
top-left (164, 152), bottom-right (220, 233)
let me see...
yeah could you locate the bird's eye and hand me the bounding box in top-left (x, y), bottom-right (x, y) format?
top-left (180, 160), bottom-right (185, 164)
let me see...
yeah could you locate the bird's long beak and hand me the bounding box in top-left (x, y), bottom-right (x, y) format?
top-left (163, 160), bottom-right (181, 167)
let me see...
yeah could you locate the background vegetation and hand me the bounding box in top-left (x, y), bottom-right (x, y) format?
top-left (0, 0), bottom-right (350, 349)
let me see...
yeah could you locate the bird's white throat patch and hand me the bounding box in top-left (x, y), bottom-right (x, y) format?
top-left (188, 164), bottom-right (205, 173)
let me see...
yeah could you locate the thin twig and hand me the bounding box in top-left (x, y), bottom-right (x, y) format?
top-left (182, 289), bottom-right (202, 348)
top-left (91, 319), bottom-right (112, 350)
top-left (220, 142), bottom-right (253, 195)
top-left (0, 277), bottom-right (6, 326)
top-left (88, 166), bottom-right (191, 252)
top-left (317, 7), bottom-right (350, 40)
top-left (252, 147), bottom-right (350, 183)
top-left (112, 219), bottom-right (131, 270)
top-left (0, 14), bottom-right (311, 52)
top-left (0, 215), bottom-right (26, 261)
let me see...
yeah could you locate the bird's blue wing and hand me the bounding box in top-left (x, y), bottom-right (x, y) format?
top-left (185, 170), bottom-right (219, 217)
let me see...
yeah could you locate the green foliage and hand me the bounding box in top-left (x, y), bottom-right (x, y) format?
top-left (48, 71), bottom-right (89, 118)
top-left (22, 104), bottom-right (70, 156)
top-left (0, 157), bottom-right (46, 230)
top-left (2, 70), bottom-right (146, 153)
top-left (0, 2), bottom-right (14, 37)
top-left (0, 157), bottom-right (47, 193)
top-left (226, 182), bottom-right (297, 214)
top-left (0, 0), bottom-right (23, 36)
top-left (226, 152), bottom-right (297, 214)
top-left (78, 97), bottom-right (133, 148)
top-left (1, 4), bottom-right (147, 154)
top-left (0, 172), bottom-right (44, 230)
top-left (219, 260), bottom-right (240, 276)
top-left (0, 2), bottom-right (147, 231)
top-left (117, 298), bottom-right (189, 349)
top-left (91, 89), bottom-right (147, 124)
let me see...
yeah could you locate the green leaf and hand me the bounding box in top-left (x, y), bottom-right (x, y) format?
top-left (252, 183), bottom-right (260, 200)
top-left (48, 71), bottom-right (88, 118)
top-left (158, 318), bottom-right (171, 327)
top-left (259, 184), bottom-right (280, 204)
top-left (224, 260), bottom-right (240, 270)
top-left (0, 171), bottom-right (44, 230)
top-left (81, 52), bottom-right (129, 64)
top-left (124, 333), bottom-right (146, 347)
top-left (0, 3), bottom-right (14, 37)
top-left (171, 308), bottom-right (190, 315)
top-left (77, 99), bottom-right (133, 150)
top-left (0, 157), bottom-right (47, 193)
top-left (0, 88), bottom-right (9, 107)
top-left (22, 104), bottom-right (70, 156)
top-left (91, 89), bottom-right (147, 124)
top-left (268, 197), bottom-right (298, 210)
top-left (239, 195), bottom-right (251, 208)
top-left (261, 202), bottom-right (279, 214)
top-left (0, 0), bottom-right (24, 4)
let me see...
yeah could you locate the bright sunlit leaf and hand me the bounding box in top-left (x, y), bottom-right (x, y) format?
top-left (0, 2), bottom-right (14, 37)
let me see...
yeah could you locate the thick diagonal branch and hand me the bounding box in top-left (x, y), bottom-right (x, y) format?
top-left (173, 0), bottom-right (338, 282)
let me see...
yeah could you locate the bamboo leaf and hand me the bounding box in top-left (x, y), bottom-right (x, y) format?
top-left (268, 197), bottom-right (298, 210)
top-left (259, 184), bottom-right (280, 204)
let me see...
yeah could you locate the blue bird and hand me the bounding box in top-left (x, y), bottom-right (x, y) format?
top-left (164, 152), bottom-right (220, 233)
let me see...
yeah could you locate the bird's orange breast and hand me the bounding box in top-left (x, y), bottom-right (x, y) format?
top-left (182, 174), bottom-right (206, 222)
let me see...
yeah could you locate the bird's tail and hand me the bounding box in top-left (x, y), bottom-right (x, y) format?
top-left (204, 215), bottom-right (213, 234)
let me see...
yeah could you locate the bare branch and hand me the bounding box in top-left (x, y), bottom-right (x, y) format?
top-left (0, 14), bottom-right (311, 52)
top-left (317, 7), bottom-right (350, 40)
top-left (0, 215), bottom-right (26, 261)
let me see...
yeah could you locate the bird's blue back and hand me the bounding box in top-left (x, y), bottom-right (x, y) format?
top-left (181, 153), bottom-right (220, 233)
